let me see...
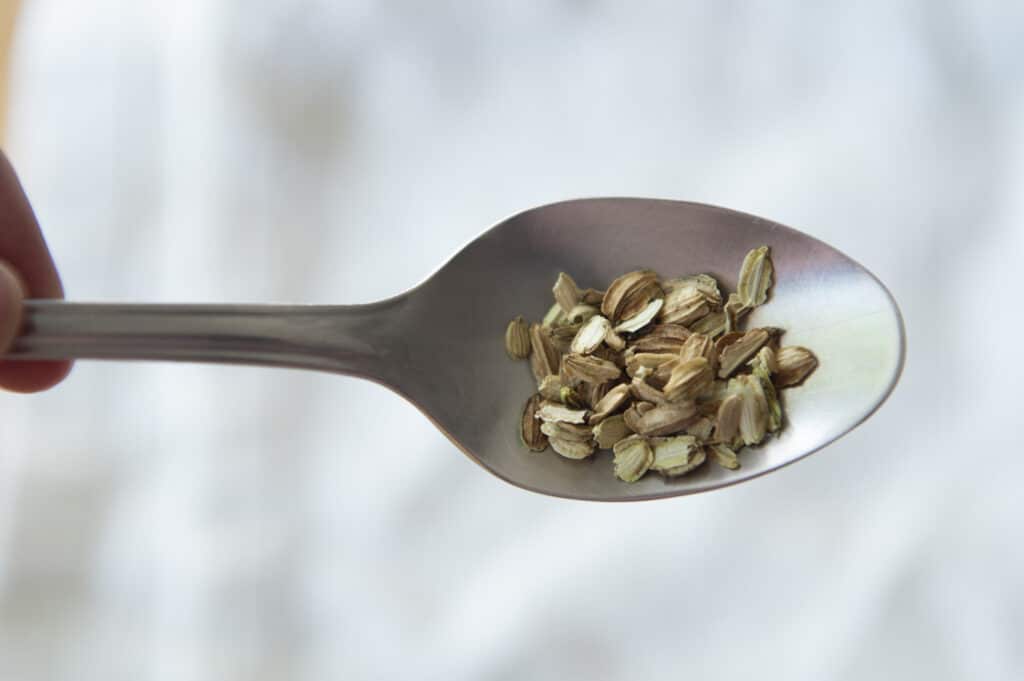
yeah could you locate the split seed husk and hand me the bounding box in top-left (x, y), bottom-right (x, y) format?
top-left (571, 315), bottom-right (612, 355)
top-left (775, 346), bottom-right (818, 387)
top-left (714, 393), bottom-right (743, 448)
top-left (717, 328), bottom-right (771, 378)
top-left (628, 401), bottom-right (698, 437)
top-left (563, 353), bottom-right (622, 384)
top-left (708, 443), bottom-right (740, 470)
top-left (536, 401), bottom-right (589, 424)
top-left (594, 414), bottom-right (633, 448)
top-left (521, 394), bottom-right (548, 452)
top-left (587, 383), bottom-right (633, 425)
top-left (615, 297), bottom-right (665, 333)
top-left (530, 323), bottom-right (561, 380)
top-left (663, 357), bottom-right (714, 402)
top-left (613, 435), bottom-right (654, 482)
top-left (650, 435), bottom-right (705, 477)
top-left (550, 437), bottom-right (596, 460)
top-left (540, 421), bottom-right (593, 442)
top-left (505, 316), bottom-right (531, 359)
top-left (538, 375), bottom-right (564, 401)
top-left (736, 246), bottom-right (774, 308)
top-left (601, 270), bottom-right (659, 322)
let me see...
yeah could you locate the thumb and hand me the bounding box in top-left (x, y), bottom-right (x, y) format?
top-left (0, 259), bottom-right (26, 353)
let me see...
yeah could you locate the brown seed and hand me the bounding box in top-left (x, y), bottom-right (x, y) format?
top-left (570, 315), bottom-right (612, 355)
top-left (549, 322), bottom-right (583, 340)
top-left (614, 298), bottom-right (664, 333)
top-left (560, 386), bottom-right (586, 409)
top-left (629, 401), bottom-right (698, 437)
top-left (540, 421), bottom-right (593, 442)
top-left (649, 358), bottom-right (679, 388)
top-left (747, 347), bottom-right (782, 432)
top-left (547, 324), bottom-right (578, 355)
top-left (617, 280), bottom-right (664, 324)
top-left (563, 354), bottom-right (622, 384)
top-left (550, 437), bottom-right (596, 460)
top-left (530, 350), bottom-right (550, 383)
top-left (748, 345), bottom-right (777, 376)
top-left (649, 435), bottom-right (705, 477)
top-left (521, 394), bottom-right (548, 452)
top-left (550, 337), bottom-right (573, 357)
top-left (659, 287), bottom-right (710, 326)
top-left (739, 396), bottom-right (767, 445)
top-left (731, 375), bottom-right (768, 446)
top-left (580, 288), bottom-right (606, 306)
top-left (625, 352), bottom-right (678, 378)
top-left (714, 394), bottom-right (743, 448)
top-left (583, 380), bottom-right (612, 410)
top-left (685, 417), bottom-right (715, 441)
top-left (736, 245), bottom-right (773, 308)
top-left (705, 379), bottom-right (732, 404)
top-left (604, 328), bottom-right (627, 351)
top-left (698, 399), bottom-right (723, 418)
top-left (717, 328), bottom-right (771, 378)
top-left (698, 379), bottom-right (730, 418)
top-left (623, 404), bottom-right (643, 433)
top-left (612, 435), bottom-right (654, 482)
top-left (622, 401), bottom-right (658, 434)
top-left (553, 272), bottom-right (583, 313)
top-left (601, 270), bottom-right (658, 322)
top-left (542, 302), bottom-right (567, 329)
top-left (629, 333), bottom-right (688, 355)
top-left (535, 400), bottom-right (589, 424)
top-left (708, 443), bottom-right (740, 470)
top-left (759, 375), bottom-right (783, 433)
top-left (530, 323), bottom-right (560, 380)
top-left (663, 357), bottom-right (714, 402)
top-left (635, 401), bottom-right (657, 415)
top-left (505, 316), bottom-right (531, 359)
top-left (537, 375), bottom-right (564, 401)
top-left (662, 274), bottom-right (723, 306)
top-left (566, 304), bottom-right (600, 325)
top-left (639, 323), bottom-right (692, 343)
top-left (714, 331), bottom-right (744, 357)
top-left (593, 414), bottom-right (633, 448)
top-left (593, 344), bottom-right (627, 369)
top-left (689, 310), bottom-right (728, 338)
top-left (774, 346), bottom-right (819, 387)
top-left (723, 293), bottom-right (750, 334)
top-left (588, 383), bottom-right (632, 425)
top-left (678, 333), bottom-right (716, 369)
top-left (632, 365), bottom-right (654, 382)
top-left (630, 376), bottom-right (671, 405)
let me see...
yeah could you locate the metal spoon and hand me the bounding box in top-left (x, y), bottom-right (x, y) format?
top-left (6, 198), bottom-right (905, 501)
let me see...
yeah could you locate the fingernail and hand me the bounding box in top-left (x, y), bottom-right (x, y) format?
top-left (0, 260), bottom-right (26, 352)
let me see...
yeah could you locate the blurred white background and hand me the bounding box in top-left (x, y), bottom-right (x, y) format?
top-left (0, 1), bottom-right (1022, 679)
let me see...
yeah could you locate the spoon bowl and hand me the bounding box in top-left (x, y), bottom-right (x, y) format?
top-left (9, 198), bottom-right (905, 501)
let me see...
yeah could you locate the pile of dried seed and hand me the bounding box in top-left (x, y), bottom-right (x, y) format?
top-left (505, 246), bottom-right (818, 483)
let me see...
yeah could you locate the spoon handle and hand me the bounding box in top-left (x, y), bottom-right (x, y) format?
top-left (7, 300), bottom-right (394, 378)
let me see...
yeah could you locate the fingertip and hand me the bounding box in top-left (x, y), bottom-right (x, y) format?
top-left (0, 259), bottom-right (72, 393)
top-left (0, 358), bottom-right (73, 393)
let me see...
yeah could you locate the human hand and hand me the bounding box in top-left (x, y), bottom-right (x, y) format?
top-left (0, 150), bottom-right (71, 392)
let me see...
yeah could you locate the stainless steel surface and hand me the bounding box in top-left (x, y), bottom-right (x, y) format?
top-left (7, 198), bottom-right (904, 501)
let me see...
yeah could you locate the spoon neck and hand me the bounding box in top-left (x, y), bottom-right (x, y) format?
top-left (9, 300), bottom-right (399, 381)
